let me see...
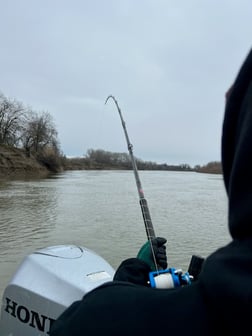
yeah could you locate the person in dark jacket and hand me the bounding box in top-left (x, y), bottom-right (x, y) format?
top-left (50, 48), bottom-right (252, 336)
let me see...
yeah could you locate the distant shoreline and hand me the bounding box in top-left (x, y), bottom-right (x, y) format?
top-left (0, 145), bottom-right (222, 178)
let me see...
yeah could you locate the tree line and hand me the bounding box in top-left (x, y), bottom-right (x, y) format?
top-left (0, 92), bottom-right (62, 171)
top-left (65, 149), bottom-right (222, 174)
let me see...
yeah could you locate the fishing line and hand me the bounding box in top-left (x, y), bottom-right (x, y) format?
top-left (105, 95), bottom-right (159, 272)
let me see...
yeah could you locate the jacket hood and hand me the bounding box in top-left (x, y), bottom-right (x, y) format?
top-left (221, 48), bottom-right (252, 239)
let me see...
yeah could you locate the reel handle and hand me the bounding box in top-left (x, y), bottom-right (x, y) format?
top-left (188, 255), bottom-right (205, 281)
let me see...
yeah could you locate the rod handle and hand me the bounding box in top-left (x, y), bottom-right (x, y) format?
top-left (139, 198), bottom-right (155, 240)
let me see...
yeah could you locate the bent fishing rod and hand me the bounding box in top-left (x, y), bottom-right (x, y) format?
top-left (105, 95), bottom-right (194, 288)
top-left (105, 95), bottom-right (159, 271)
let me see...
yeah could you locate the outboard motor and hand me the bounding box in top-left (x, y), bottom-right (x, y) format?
top-left (0, 245), bottom-right (115, 335)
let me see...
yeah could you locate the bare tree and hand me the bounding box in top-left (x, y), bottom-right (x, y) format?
top-left (0, 93), bottom-right (26, 146)
top-left (21, 111), bottom-right (58, 155)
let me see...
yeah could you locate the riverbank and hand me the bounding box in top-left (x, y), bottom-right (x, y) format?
top-left (0, 145), bottom-right (50, 178)
top-left (0, 145), bottom-right (222, 178)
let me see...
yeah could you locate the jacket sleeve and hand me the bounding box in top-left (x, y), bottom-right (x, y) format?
top-left (113, 257), bottom-right (151, 286)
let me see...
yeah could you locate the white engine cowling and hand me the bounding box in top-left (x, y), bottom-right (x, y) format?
top-left (0, 245), bottom-right (115, 336)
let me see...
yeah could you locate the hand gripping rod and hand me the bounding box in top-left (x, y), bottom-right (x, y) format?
top-left (105, 95), bottom-right (156, 242)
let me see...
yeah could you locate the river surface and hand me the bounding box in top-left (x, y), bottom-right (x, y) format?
top-left (0, 170), bottom-right (231, 299)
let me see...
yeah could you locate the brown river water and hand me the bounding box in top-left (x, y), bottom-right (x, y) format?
top-left (0, 170), bottom-right (231, 299)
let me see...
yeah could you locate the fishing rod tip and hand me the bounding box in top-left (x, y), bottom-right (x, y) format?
top-left (105, 95), bottom-right (115, 105)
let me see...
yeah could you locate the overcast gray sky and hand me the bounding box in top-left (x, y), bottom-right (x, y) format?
top-left (1, 1), bottom-right (251, 166)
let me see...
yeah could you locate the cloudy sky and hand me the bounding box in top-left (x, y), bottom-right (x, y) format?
top-left (1, 1), bottom-right (251, 166)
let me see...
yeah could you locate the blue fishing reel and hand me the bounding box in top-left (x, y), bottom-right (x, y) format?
top-left (149, 268), bottom-right (192, 289)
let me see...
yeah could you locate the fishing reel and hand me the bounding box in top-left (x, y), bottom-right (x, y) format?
top-left (149, 255), bottom-right (204, 289)
top-left (149, 268), bottom-right (193, 289)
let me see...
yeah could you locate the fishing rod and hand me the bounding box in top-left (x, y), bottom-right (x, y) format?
top-left (105, 95), bottom-right (193, 288)
top-left (105, 95), bottom-right (159, 271)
